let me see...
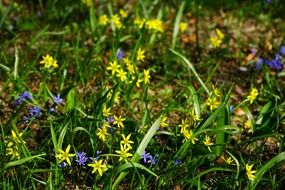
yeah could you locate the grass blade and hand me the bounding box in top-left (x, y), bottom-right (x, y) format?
top-left (169, 49), bottom-right (210, 95)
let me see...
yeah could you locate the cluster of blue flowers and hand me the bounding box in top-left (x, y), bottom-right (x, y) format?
top-left (14, 91), bottom-right (32, 106)
top-left (141, 151), bottom-right (159, 165)
top-left (15, 91), bottom-right (64, 123)
top-left (256, 45), bottom-right (285, 71)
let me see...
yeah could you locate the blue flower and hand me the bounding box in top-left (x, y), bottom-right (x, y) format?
top-left (141, 151), bottom-right (152, 164)
top-left (29, 107), bottom-right (41, 118)
top-left (49, 107), bottom-right (55, 112)
top-left (15, 91), bottom-right (32, 106)
top-left (266, 54), bottom-right (283, 71)
top-left (174, 159), bottom-right (182, 165)
top-left (75, 151), bottom-right (88, 166)
top-left (148, 154), bottom-right (159, 165)
top-left (23, 116), bottom-right (29, 124)
top-left (106, 115), bottom-right (115, 124)
top-left (255, 57), bottom-right (264, 70)
top-left (59, 161), bottom-right (67, 168)
top-left (96, 150), bottom-right (102, 160)
top-left (117, 48), bottom-right (124, 60)
top-left (266, 0), bottom-right (272, 3)
top-left (54, 94), bottom-right (63, 105)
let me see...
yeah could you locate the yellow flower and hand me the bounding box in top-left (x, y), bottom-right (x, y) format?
top-left (136, 78), bottom-right (143, 88)
top-left (183, 130), bottom-right (198, 144)
top-left (125, 58), bottom-right (135, 74)
top-left (247, 88), bottom-right (258, 104)
top-left (55, 145), bottom-right (75, 166)
top-left (98, 14), bottom-right (109, 26)
top-left (145, 19), bottom-right (164, 32)
top-left (161, 114), bottom-right (169, 128)
top-left (190, 110), bottom-right (200, 122)
top-left (143, 69), bottom-right (151, 84)
top-left (206, 96), bottom-right (220, 111)
top-left (136, 48), bottom-right (145, 61)
top-left (212, 85), bottom-right (221, 97)
top-left (116, 68), bottom-right (127, 82)
top-left (134, 17), bottom-right (146, 28)
top-left (179, 22), bottom-right (188, 33)
top-left (40, 54), bottom-right (58, 68)
top-left (115, 144), bottom-right (133, 162)
top-left (119, 9), bottom-right (127, 18)
top-left (6, 146), bottom-right (20, 160)
top-left (210, 36), bottom-right (222, 48)
top-left (221, 155), bottom-right (234, 165)
top-left (88, 159), bottom-right (108, 176)
top-left (120, 134), bottom-right (134, 149)
top-left (102, 105), bottom-right (111, 117)
top-left (210, 28), bottom-right (224, 48)
top-left (106, 60), bottom-right (120, 75)
top-left (179, 118), bottom-right (188, 134)
top-left (216, 29), bottom-right (224, 40)
top-left (96, 127), bottom-right (109, 142)
top-left (203, 135), bottom-right (214, 152)
top-left (114, 115), bottom-right (126, 129)
top-left (111, 14), bottom-right (122, 29)
top-left (246, 163), bottom-right (256, 181)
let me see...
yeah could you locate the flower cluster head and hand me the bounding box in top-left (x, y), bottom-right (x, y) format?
top-left (160, 114), bottom-right (169, 128)
top-left (203, 135), bottom-right (214, 152)
top-left (96, 122), bottom-right (110, 142)
top-left (88, 159), bottom-right (108, 176)
top-left (179, 118), bottom-right (198, 144)
top-left (256, 46), bottom-right (284, 71)
top-left (5, 130), bottom-right (26, 160)
top-left (40, 54), bottom-right (58, 68)
top-left (210, 28), bottom-right (225, 48)
top-left (54, 94), bottom-right (63, 105)
top-left (206, 85), bottom-right (221, 111)
top-left (15, 91), bottom-right (32, 106)
top-left (75, 151), bottom-right (88, 166)
top-left (29, 106), bottom-right (42, 118)
top-left (140, 151), bottom-right (159, 165)
top-left (247, 87), bottom-right (258, 104)
top-left (115, 144), bottom-right (133, 163)
top-left (115, 134), bottom-right (134, 162)
top-left (245, 163), bottom-right (256, 181)
top-left (221, 155), bottom-right (234, 165)
top-left (145, 19), bottom-right (164, 33)
top-left (134, 17), bottom-right (164, 33)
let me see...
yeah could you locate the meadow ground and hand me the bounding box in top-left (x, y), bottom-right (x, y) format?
top-left (1, 0), bottom-right (285, 189)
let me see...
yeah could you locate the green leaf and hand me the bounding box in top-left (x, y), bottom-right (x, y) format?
top-left (169, 49), bottom-right (210, 95)
top-left (66, 88), bottom-right (76, 112)
top-left (117, 162), bottom-right (158, 178)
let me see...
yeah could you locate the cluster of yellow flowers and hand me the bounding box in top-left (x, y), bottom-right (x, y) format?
top-left (210, 28), bottom-right (225, 48)
top-left (179, 118), bottom-right (198, 144)
top-left (115, 134), bottom-right (134, 162)
top-left (96, 104), bottom-right (126, 142)
top-left (5, 130), bottom-right (25, 160)
top-left (106, 49), bottom-right (151, 87)
top-left (39, 54), bottom-right (59, 68)
top-left (98, 9), bottom-right (128, 29)
top-left (134, 17), bottom-right (164, 33)
top-left (206, 85), bottom-right (221, 111)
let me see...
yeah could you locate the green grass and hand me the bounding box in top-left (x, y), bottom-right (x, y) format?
top-left (0, 0), bottom-right (285, 189)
